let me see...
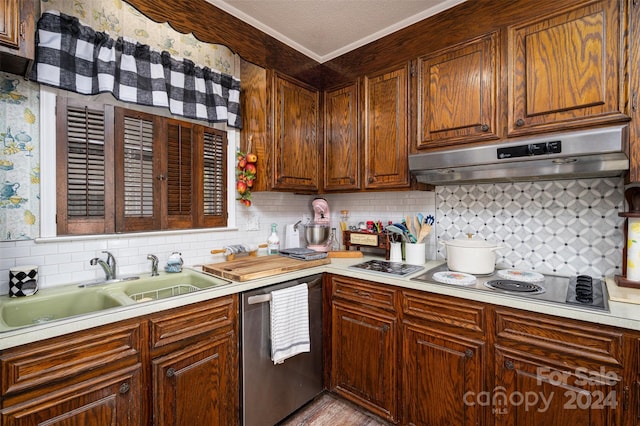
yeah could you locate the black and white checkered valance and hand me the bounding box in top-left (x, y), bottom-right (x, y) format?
top-left (31, 10), bottom-right (242, 128)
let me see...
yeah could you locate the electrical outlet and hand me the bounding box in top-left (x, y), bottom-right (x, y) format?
top-left (246, 214), bottom-right (259, 231)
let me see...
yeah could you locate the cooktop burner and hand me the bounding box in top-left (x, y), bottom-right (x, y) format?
top-left (485, 279), bottom-right (545, 294)
top-left (349, 260), bottom-right (424, 277)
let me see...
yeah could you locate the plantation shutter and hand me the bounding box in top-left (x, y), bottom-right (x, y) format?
top-left (114, 108), bottom-right (161, 232)
top-left (56, 98), bottom-right (114, 235)
top-left (201, 128), bottom-right (227, 227)
top-left (166, 120), bottom-right (194, 229)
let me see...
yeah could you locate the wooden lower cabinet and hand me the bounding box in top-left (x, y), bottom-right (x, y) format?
top-left (152, 331), bottom-right (237, 425)
top-left (494, 349), bottom-right (622, 426)
top-left (401, 290), bottom-right (487, 426)
top-left (494, 308), bottom-right (625, 426)
top-left (0, 294), bottom-right (239, 426)
top-left (331, 300), bottom-right (398, 421)
top-left (1, 365), bottom-right (143, 426)
top-left (328, 276), bottom-right (638, 426)
top-left (329, 275), bottom-right (399, 422)
top-left (402, 323), bottom-right (485, 426)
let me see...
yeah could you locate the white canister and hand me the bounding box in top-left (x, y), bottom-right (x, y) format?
top-left (405, 243), bottom-right (426, 266)
top-left (9, 265), bottom-right (39, 297)
top-left (389, 242), bottom-right (402, 262)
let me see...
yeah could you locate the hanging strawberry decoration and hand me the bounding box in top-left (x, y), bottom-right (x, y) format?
top-left (237, 136), bottom-right (257, 207)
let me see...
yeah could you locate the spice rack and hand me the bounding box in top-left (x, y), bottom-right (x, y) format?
top-left (343, 230), bottom-right (391, 260)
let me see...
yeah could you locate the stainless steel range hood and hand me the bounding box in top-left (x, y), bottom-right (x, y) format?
top-left (409, 125), bottom-right (629, 185)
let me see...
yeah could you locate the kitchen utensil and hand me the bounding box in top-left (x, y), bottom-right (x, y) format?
top-left (211, 244), bottom-right (267, 261)
top-left (440, 234), bottom-right (501, 275)
top-left (416, 224), bottom-right (431, 243)
top-left (395, 223), bottom-right (416, 243)
top-left (413, 216), bottom-right (421, 238)
top-left (386, 224), bottom-right (409, 242)
top-left (305, 224), bottom-right (331, 247)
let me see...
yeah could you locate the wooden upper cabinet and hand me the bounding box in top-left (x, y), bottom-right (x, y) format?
top-left (363, 64), bottom-right (410, 189)
top-left (272, 72), bottom-right (320, 192)
top-left (508, 0), bottom-right (628, 136)
top-left (323, 82), bottom-right (360, 191)
top-left (416, 32), bottom-right (499, 149)
top-left (0, 0), bottom-right (36, 75)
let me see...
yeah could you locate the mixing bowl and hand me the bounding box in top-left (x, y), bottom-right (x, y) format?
top-left (304, 224), bottom-right (330, 246)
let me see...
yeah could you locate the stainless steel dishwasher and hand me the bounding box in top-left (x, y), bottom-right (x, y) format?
top-left (241, 274), bottom-right (324, 426)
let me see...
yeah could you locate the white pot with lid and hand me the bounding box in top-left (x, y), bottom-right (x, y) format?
top-left (440, 234), bottom-right (502, 275)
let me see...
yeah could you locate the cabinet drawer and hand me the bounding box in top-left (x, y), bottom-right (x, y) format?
top-left (1, 320), bottom-right (142, 396)
top-left (495, 309), bottom-right (623, 366)
top-left (149, 295), bottom-right (237, 350)
top-left (402, 290), bottom-right (485, 334)
top-left (331, 276), bottom-right (397, 311)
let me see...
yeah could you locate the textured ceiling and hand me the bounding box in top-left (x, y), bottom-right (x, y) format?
top-left (207, 0), bottom-right (467, 63)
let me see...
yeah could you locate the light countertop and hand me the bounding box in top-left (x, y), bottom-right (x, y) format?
top-left (1, 256), bottom-right (639, 350)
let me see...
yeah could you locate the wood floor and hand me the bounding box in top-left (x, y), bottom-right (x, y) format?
top-left (278, 393), bottom-right (391, 426)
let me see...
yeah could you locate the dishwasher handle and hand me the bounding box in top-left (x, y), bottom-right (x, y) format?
top-left (247, 280), bottom-right (319, 305)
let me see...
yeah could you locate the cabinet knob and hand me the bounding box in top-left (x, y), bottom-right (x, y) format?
top-left (156, 174), bottom-right (166, 181)
top-left (368, 177), bottom-right (374, 183)
top-left (119, 382), bottom-right (130, 394)
top-left (166, 367), bottom-right (176, 378)
top-left (464, 349), bottom-right (474, 358)
top-left (515, 119), bottom-right (525, 127)
top-left (505, 360), bottom-right (515, 370)
top-left (481, 124), bottom-right (489, 132)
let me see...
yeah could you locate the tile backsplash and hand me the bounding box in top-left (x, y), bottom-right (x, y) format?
top-left (436, 177), bottom-right (624, 279)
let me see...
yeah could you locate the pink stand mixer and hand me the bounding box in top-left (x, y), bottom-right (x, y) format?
top-left (305, 198), bottom-right (331, 252)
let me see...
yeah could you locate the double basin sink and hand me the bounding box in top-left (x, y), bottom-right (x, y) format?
top-left (0, 269), bottom-right (231, 332)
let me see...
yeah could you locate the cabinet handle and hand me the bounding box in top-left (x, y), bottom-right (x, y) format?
top-left (156, 174), bottom-right (166, 181)
top-left (633, 92), bottom-right (637, 113)
top-left (167, 367), bottom-right (176, 378)
top-left (464, 349), bottom-right (474, 358)
top-left (481, 124), bottom-right (489, 132)
top-left (505, 360), bottom-right (515, 370)
top-left (119, 382), bottom-right (130, 394)
top-left (636, 380), bottom-right (640, 419)
top-left (515, 119), bottom-right (525, 127)
top-left (19, 21), bottom-right (26, 41)
top-left (354, 289), bottom-right (372, 298)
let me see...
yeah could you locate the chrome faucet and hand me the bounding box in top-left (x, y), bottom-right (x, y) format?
top-left (90, 250), bottom-right (117, 281)
top-left (147, 254), bottom-right (159, 276)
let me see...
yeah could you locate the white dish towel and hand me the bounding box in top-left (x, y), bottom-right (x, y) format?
top-left (270, 283), bottom-right (310, 364)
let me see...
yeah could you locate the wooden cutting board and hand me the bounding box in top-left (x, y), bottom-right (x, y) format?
top-left (202, 255), bottom-right (331, 281)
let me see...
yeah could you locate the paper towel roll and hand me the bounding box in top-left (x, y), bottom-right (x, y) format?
top-left (627, 218), bottom-right (640, 281)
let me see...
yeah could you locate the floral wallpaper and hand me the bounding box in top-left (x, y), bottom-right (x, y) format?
top-left (0, 0), bottom-right (239, 241)
top-left (0, 73), bottom-right (40, 240)
top-left (41, 0), bottom-right (236, 75)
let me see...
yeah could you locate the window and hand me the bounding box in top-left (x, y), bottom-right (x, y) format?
top-left (56, 98), bottom-right (228, 236)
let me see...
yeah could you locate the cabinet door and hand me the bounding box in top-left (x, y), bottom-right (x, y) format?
top-left (323, 82), bottom-right (360, 191)
top-left (272, 73), bottom-right (320, 191)
top-left (153, 332), bottom-right (238, 426)
top-left (363, 64), bottom-right (409, 189)
top-left (417, 32), bottom-right (498, 149)
top-left (402, 323), bottom-right (485, 426)
top-left (330, 300), bottom-right (397, 421)
top-left (0, 0), bottom-right (35, 75)
top-left (508, 0), bottom-right (627, 135)
top-left (495, 349), bottom-right (622, 426)
top-left (1, 365), bottom-right (143, 426)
